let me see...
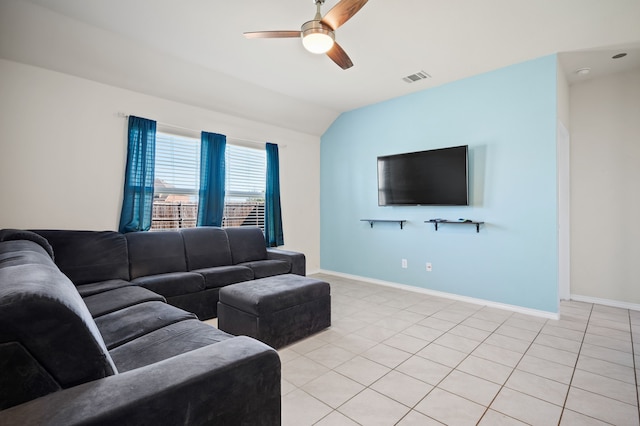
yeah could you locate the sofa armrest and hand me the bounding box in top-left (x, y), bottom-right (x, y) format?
top-left (0, 336), bottom-right (281, 426)
top-left (267, 248), bottom-right (306, 275)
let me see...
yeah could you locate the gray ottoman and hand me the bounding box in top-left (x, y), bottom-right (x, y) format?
top-left (217, 274), bottom-right (331, 348)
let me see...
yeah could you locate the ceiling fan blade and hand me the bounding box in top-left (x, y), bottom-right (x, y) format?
top-left (243, 31), bottom-right (300, 39)
top-left (321, 0), bottom-right (368, 30)
top-left (327, 42), bottom-right (353, 70)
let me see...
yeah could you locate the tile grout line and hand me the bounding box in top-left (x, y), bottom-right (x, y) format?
top-left (556, 302), bottom-right (593, 425)
top-left (322, 299), bottom-right (553, 424)
top-left (307, 299), bottom-right (496, 425)
top-left (329, 302), bottom-right (479, 425)
top-left (474, 313), bottom-right (549, 425)
top-left (562, 305), bottom-right (639, 424)
top-left (393, 306), bottom-right (483, 425)
top-left (293, 293), bottom-right (431, 425)
top-left (310, 299), bottom-right (445, 424)
top-left (392, 306), bottom-right (524, 424)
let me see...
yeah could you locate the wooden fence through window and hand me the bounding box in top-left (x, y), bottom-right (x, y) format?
top-left (151, 201), bottom-right (264, 231)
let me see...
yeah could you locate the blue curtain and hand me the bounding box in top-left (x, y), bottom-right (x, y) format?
top-left (118, 116), bottom-right (156, 233)
top-left (265, 142), bottom-right (284, 247)
top-left (197, 132), bottom-right (226, 227)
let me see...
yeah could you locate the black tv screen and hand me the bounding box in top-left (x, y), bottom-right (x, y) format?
top-left (378, 145), bottom-right (469, 206)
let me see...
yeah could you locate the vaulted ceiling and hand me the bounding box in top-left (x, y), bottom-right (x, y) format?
top-left (1, 0), bottom-right (639, 135)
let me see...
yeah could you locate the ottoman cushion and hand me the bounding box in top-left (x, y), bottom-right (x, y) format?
top-left (219, 274), bottom-right (329, 315)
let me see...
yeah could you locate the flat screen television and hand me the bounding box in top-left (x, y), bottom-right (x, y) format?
top-left (377, 145), bottom-right (469, 206)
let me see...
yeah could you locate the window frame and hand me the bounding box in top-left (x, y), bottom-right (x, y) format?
top-left (149, 130), bottom-right (268, 232)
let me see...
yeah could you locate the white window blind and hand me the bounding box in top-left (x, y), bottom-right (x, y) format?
top-left (225, 144), bottom-right (266, 199)
top-left (151, 132), bottom-right (200, 231)
top-left (223, 143), bottom-right (266, 229)
top-left (154, 132), bottom-right (200, 196)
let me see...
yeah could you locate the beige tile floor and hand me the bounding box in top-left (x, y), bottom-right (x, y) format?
top-left (279, 275), bottom-right (640, 426)
top-left (211, 273), bottom-right (640, 425)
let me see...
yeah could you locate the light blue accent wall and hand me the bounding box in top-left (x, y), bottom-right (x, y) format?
top-left (320, 55), bottom-right (559, 313)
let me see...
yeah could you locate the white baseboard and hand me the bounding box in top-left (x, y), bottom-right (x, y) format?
top-left (317, 269), bottom-right (560, 320)
top-left (570, 294), bottom-right (640, 312)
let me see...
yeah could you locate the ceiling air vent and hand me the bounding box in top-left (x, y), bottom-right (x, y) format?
top-left (402, 70), bottom-right (431, 83)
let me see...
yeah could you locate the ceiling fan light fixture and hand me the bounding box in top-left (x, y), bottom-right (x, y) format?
top-left (244, 0), bottom-right (368, 69)
top-left (301, 21), bottom-right (335, 54)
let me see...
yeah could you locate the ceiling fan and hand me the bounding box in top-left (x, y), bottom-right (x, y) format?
top-left (243, 0), bottom-right (368, 70)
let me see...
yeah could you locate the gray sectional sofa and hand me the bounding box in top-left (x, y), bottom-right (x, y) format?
top-left (34, 226), bottom-right (305, 320)
top-left (0, 226), bottom-right (305, 425)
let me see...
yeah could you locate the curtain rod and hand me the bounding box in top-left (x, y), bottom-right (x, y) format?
top-left (116, 112), bottom-right (283, 148)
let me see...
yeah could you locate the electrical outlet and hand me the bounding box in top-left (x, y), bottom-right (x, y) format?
top-left (426, 262), bottom-right (432, 272)
top-left (402, 259), bottom-right (408, 269)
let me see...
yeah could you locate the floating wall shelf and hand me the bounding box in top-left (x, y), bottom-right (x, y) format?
top-left (426, 219), bottom-right (485, 233)
top-left (361, 219), bottom-right (407, 230)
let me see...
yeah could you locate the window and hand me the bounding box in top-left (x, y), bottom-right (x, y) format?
top-left (150, 132), bottom-right (266, 231)
top-left (223, 144), bottom-right (266, 230)
top-left (152, 132), bottom-right (200, 231)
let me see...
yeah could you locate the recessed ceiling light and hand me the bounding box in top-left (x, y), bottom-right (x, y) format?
top-left (612, 53), bottom-right (627, 59)
top-left (575, 67), bottom-right (591, 76)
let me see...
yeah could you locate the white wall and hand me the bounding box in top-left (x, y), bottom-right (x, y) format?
top-left (0, 59), bottom-right (321, 271)
top-left (556, 63), bottom-right (571, 129)
top-left (570, 68), bottom-right (640, 305)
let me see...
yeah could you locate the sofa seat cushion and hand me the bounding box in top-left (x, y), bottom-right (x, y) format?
top-left (166, 288), bottom-right (220, 321)
top-left (238, 259), bottom-right (291, 279)
top-left (76, 280), bottom-right (133, 298)
top-left (194, 265), bottom-right (254, 289)
top-left (83, 286), bottom-right (165, 318)
top-left (132, 272), bottom-right (205, 297)
top-left (109, 319), bottom-right (234, 373)
top-left (95, 301), bottom-right (197, 350)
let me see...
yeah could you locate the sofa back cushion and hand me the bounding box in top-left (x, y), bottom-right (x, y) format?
top-left (126, 231), bottom-right (187, 279)
top-left (0, 239), bottom-right (53, 267)
top-left (0, 229), bottom-right (54, 259)
top-left (225, 227), bottom-right (267, 264)
top-left (180, 227), bottom-right (233, 270)
top-left (0, 241), bottom-right (117, 408)
top-left (33, 230), bottom-right (129, 285)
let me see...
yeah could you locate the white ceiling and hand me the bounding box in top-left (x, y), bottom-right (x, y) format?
top-left (1, 0), bottom-right (639, 135)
